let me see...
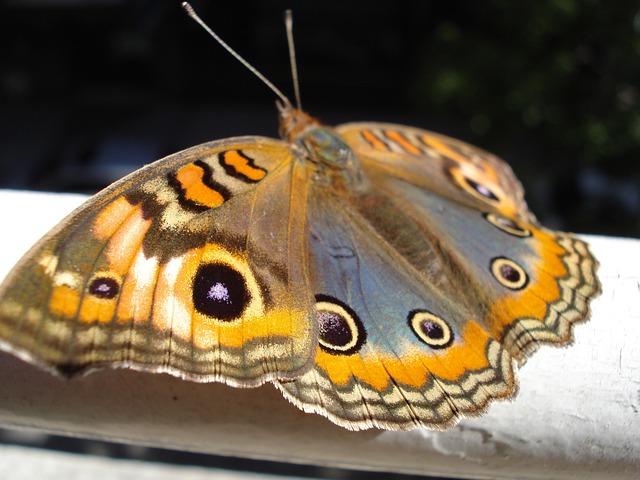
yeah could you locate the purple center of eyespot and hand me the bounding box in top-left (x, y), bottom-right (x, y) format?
top-left (476, 184), bottom-right (492, 197)
top-left (500, 263), bottom-right (521, 282)
top-left (496, 216), bottom-right (516, 228)
top-left (466, 178), bottom-right (499, 201)
top-left (318, 311), bottom-right (352, 347)
top-left (421, 321), bottom-right (444, 340)
top-left (207, 282), bottom-right (230, 304)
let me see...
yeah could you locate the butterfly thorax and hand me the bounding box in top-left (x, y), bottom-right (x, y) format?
top-left (279, 104), bottom-right (366, 191)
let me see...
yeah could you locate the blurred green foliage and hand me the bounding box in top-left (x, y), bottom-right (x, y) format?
top-left (408, 0), bottom-right (639, 235)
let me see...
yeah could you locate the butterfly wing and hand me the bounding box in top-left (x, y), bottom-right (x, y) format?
top-left (277, 186), bottom-right (516, 430)
top-left (338, 123), bottom-right (600, 362)
top-left (0, 137), bottom-right (316, 386)
top-left (277, 123), bottom-right (599, 430)
top-left (338, 122), bottom-right (533, 222)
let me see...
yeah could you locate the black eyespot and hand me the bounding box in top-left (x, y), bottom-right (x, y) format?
top-left (490, 257), bottom-right (529, 290)
top-left (408, 310), bottom-right (453, 349)
top-left (315, 294), bottom-right (366, 355)
top-left (484, 212), bottom-right (531, 237)
top-left (88, 276), bottom-right (120, 299)
top-left (448, 167), bottom-right (502, 205)
top-left (464, 177), bottom-right (499, 202)
top-left (192, 263), bottom-right (249, 320)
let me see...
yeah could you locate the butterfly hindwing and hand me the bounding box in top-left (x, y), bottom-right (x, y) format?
top-left (0, 137), bottom-right (316, 385)
top-left (277, 187), bottom-right (516, 430)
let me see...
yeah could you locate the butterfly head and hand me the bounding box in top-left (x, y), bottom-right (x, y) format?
top-left (277, 101), bottom-right (320, 142)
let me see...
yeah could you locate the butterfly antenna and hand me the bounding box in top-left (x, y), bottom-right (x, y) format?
top-left (181, 2), bottom-right (291, 108)
top-left (285, 10), bottom-right (302, 110)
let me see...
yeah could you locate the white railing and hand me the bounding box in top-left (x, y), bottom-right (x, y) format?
top-left (0, 189), bottom-right (638, 479)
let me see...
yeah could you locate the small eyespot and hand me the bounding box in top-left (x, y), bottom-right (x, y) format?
top-left (449, 167), bottom-right (501, 204)
top-left (315, 294), bottom-right (366, 355)
top-left (88, 275), bottom-right (120, 299)
top-left (464, 177), bottom-right (499, 202)
top-left (484, 213), bottom-right (531, 237)
top-left (490, 257), bottom-right (529, 290)
top-left (408, 310), bottom-right (454, 349)
top-left (192, 263), bottom-right (249, 321)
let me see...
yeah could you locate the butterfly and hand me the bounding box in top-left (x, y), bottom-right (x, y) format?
top-left (0, 4), bottom-right (600, 431)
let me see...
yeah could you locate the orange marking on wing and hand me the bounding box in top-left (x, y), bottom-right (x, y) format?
top-left (176, 163), bottom-right (225, 208)
top-left (487, 229), bottom-right (566, 337)
top-left (93, 197), bottom-right (136, 240)
top-left (152, 252), bottom-right (197, 340)
top-left (49, 285), bottom-right (81, 318)
top-left (422, 135), bottom-right (500, 183)
top-left (421, 136), bottom-right (465, 162)
top-left (78, 295), bottom-right (117, 324)
top-left (104, 206), bottom-right (152, 276)
top-left (413, 321), bottom-right (492, 381)
top-left (316, 321), bottom-right (492, 389)
top-left (385, 130), bottom-right (422, 155)
top-left (192, 298), bottom-right (304, 350)
top-left (116, 252), bottom-right (159, 324)
top-left (222, 150), bottom-right (267, 181)
top-left (362, 130), bottom-right (389, 151)
top-left (75, 208), bottom-right (150, 325)
top-left (149, 244), bottom-right (307, 350)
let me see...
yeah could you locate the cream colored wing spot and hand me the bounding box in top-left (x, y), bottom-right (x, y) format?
top-left (37, 253), bottom-right (59, 278)
top-left (490, 257), bottom-right (529, 290)
top-left (52, 270), bottom-right (82, 289)
top-left (408, 310), bottom-right (454, 349)
top-left (316, 294), bottom-right (366, 355)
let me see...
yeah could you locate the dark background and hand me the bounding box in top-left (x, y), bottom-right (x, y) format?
top-left (1, 0), bottom-right (639, 237)
top-left (0, 0), bottom-right (638, 478)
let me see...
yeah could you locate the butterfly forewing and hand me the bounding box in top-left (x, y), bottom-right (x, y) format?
top-left (337, 123), bottom-right (534, 223)
top-left (0, 137), bottom-right (317, 386)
